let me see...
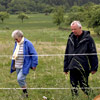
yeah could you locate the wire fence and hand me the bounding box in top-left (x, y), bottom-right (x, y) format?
top-left (0, 87), bottom-right (100, 90)
top-left (0, 53), bottom-right (100, 57)
top-left (0, 53), bottom-right (99, 90)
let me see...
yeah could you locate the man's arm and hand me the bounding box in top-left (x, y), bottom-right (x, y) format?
top-left (91, 71), bottom-right (96, 74)
top-left (64, 40), bottom-right (70, 73)
top-left (88, 36), bottom-right (98, 73)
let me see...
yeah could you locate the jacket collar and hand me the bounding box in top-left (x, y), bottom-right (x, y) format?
top-left (69, 30), bottom-right (90, 46)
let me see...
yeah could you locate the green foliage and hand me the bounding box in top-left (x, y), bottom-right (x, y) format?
top-left (8, 0), bottom-right (30, 14)
top-left (84, 5), bottom-right (100, 35)
top-left (82, 2), bottom-right (96, 25)
top-left (94, 26), bottom-right (100, 35)
top-left (44, 6), bottom-right (54, 15)
top-left (65, 12), bottom-right (84, 26)
top-left (18, 13), bottom-right (29, 23)
top-left (69, 5), bottom-right (84, 12)
top-left (0, 0), bottom-right (99, 14)
top-left (0, 4), bottom-right (6, 11)
top-left (90, 8), bottom-right (100, 28)
top-left (65, 3), bottom-right (100, 35)
top-left (7, 0), bottom-right (55, 14)
top-left (0, 0), bottom-right (11, 9)
top-left (53, 6), bottom-right (65, 27)
top-left (0, 12), bottom-right (9, 23)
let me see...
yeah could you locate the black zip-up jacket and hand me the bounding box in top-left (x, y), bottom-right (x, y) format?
top-left (64, 31), bottom-right (98, 73)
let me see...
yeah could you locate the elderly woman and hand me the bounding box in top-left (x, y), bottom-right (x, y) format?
top-left (11, 30), bottom-right (38, 98)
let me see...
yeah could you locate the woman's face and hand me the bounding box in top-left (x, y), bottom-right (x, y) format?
top-left (14, 36), bottom-right (22, 43)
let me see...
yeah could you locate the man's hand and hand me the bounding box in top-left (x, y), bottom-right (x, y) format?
top-left (91, 71), bottom-right (96, 74)
top-left (32, 67), bottom-right (36, 71)
top-left (65, 72), bottom-right (68, 75)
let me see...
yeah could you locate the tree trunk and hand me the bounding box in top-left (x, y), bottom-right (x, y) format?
top-left (97, 32), bottom-right (100, 35)
top-left (1, 19), bottom-right (4, 23)
top-left (22, 19), bottom-right (23, 23)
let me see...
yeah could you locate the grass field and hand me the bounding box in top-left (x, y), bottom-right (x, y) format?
top-left (0, 13), bottom-right (100, 100)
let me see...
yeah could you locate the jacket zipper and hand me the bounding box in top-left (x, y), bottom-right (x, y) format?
top-left (77, 38), bottom-right (88, 47)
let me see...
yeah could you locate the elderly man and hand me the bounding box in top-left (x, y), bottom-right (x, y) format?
top-left (64, 21), bottom-right (98, 96)
top-left (11, 30), bottom-right (38, 98)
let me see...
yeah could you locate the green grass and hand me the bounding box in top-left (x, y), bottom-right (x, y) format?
top-left (0, 13), bottom-right (99, 100)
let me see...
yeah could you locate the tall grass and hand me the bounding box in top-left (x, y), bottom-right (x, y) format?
top-left (0, 13), bottom-right (99, 100)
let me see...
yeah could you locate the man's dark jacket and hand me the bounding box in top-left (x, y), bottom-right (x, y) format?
top-left (64, 31), bottom-right (98, 73)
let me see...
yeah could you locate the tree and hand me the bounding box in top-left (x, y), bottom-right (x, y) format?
top-left (0, 0), bottom-right (12, 9)
top-left (89, 8), bottom-right (100, 35)
top-left (0, 12), bottom-right (9, 23)
top-left (83, 4), bottom-right (100, 35)
top-left (44, 5), bottom-right (54, 15)
top-left (53, 6), bottom-right (65, 27)
top-left (0, 4), bottom-right (6, 11)
top-left (94, 26), bottom-right (100, 35)
top-left (18, 13), bottom-right (29, 23)
top-left (70, 5), bottom-right (84, 12)
top-left (65, 11), bottom-right (84, 26)
top-left (8, 0), bottom-right (29, 14)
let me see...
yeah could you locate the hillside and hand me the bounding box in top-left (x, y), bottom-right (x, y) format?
top-left (0, 0), bottom-right (100, 13)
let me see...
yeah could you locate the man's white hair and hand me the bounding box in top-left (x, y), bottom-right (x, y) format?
top-left (71, 21), bottom-right (82, 28)
top-left (12, 30), bottom-right (23, 38)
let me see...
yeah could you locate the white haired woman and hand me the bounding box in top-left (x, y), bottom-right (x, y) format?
top-left (11, 30), bottom-right (38, 98)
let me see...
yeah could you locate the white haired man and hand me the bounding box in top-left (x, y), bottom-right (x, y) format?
top-left (64, 21), bottom-right (98, 97)
top-left (11, 30), bottom-right (38, 98)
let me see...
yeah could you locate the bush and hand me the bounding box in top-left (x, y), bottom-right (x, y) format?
top-left (94, 26), bottom-right (100, 35)
top-left (65, 12), bottom-right (84, 26)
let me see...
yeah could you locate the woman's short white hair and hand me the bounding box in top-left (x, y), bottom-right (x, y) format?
top-left (12, 30), bottom-right (23, 38)
top-left (71, 21), bottom-right (82, 28)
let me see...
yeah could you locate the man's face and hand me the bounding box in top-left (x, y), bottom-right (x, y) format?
top-left (71, 24), bottom-right (81, 36)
